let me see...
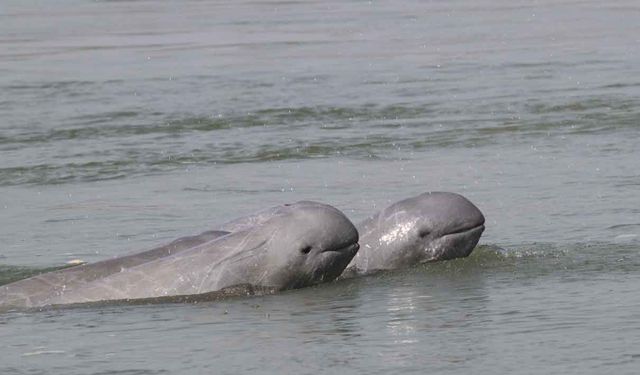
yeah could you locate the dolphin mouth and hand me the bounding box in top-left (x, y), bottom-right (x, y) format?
top-left (428, 224), bottom-right (484, 261)
top-left (322, 243), bottom-right (360, 256)
top-left (314, 243), bottom-right (360, 283)
top-left (444, 223), bottom-right (485, 238)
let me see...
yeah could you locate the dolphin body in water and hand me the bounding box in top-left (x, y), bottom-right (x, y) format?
top-left (341, 192), bottom-right (485, 277)
top-left (215, 192), bottom-right (485, 276)
top-left (0, 193), bottom-right (483, 310)
top-left (0, 201), bottom-right (359, 310)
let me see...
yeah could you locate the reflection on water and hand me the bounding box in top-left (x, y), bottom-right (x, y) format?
top-left (2, 244), bottom-right (640, 373)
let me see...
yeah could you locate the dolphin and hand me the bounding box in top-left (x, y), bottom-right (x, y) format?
top-left (213, 192), bottom-right (485, 276)
top-left (0, 201), bottom-right (359, 310)
top-left (342, 192), bottom-right (485, 276)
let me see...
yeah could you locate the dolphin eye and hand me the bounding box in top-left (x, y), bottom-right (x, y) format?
top-left (300, 246), bottom-right (312, 254)
top-left (419, 229), bottom-right (430, 238)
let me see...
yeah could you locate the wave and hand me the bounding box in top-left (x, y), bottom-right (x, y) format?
top-left (414, 242), bottom-right (640, 276)
top-left (1, 96), bottom-right (638, 186)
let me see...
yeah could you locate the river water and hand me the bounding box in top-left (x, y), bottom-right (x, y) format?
top-left (1, 0), bottom-right (639, 373)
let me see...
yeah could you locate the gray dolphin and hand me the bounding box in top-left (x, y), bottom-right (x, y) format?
top-left (342, 192), bottom-right (485, 276)
top-left (211, 192), bottom-right (484, 276)
top-left (0, 201), bottom-right (359, 310)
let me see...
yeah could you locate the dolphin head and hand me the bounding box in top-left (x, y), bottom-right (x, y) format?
top-left (406, 192), bottom-right (485, 261)
top-left (348, 192), bottom-right (484, 275)
top-left (251, 201), bottom-right (359, 289)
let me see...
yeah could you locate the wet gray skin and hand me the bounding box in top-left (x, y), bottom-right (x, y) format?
top-left (1, 230), bottom-right (231, 301)
top-left (216, 193), bottom-right (484, 276)
top-left (0, 202), bottom-right (359, 310)
top-left (342, 192), bottom-right (485, 277)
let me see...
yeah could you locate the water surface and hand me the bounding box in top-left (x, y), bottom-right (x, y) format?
top-left (1, 0), bottom-right (639, 374)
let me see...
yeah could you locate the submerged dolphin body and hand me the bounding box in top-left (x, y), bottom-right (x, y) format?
top-left (343, 192), bottom-right (485, 276)
top-left (0, 201), bottom-right (359, 310)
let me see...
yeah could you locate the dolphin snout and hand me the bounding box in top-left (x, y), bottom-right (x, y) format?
top-left (437, 192), bottom-right (485, 235)
top-left (322, 242), bottom-right (359, 256)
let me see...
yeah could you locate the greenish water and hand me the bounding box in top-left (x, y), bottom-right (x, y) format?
top-left (1, 0), bottom-right (639, 374)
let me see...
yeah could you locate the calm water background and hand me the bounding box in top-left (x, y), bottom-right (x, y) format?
top-left (1, 0), bottom-right (639, 373)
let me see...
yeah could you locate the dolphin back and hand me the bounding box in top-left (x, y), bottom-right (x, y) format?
top-left (0, 230), bottom-right (231, 309)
